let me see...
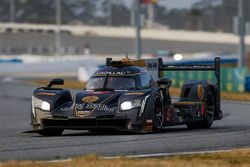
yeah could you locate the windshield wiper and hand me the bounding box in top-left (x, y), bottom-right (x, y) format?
top-left (93, 88), bottom-right (115, 91)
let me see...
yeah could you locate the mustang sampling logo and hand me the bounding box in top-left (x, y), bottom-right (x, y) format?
top-left (82, 96), bottom-right (99, 103)
top-left (75, 103), bottom-right (115, 117)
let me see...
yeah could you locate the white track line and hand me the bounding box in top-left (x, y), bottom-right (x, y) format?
top-left (103, 149), bottom-right (232, 159)
top-left (41, 158), bottom-right (72, 163)
top-left (42, 149), bottom-right (232, 163)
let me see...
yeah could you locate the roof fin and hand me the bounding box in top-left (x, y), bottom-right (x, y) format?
top-left (125, 52), bottom-right (128, 60)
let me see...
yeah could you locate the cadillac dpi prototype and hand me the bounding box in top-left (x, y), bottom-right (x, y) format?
top-left (31, 57), bottom-right (223, 136)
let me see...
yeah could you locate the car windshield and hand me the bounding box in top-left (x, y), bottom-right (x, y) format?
top-left (86, 76), bottom-right (136, 90)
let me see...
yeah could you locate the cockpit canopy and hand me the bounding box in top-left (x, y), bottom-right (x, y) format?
top-left (86, 66), bottom-right (154, 91)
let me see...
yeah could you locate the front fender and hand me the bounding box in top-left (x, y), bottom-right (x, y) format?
top-left (31, 88), bottom-right (72, 128)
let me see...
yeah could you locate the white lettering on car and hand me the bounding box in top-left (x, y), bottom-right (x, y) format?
top-left (95, 71), bottom-right (126, 75)
top-left (76, 103), bottom-right (114, 112)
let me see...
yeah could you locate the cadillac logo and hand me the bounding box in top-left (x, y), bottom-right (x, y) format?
top-left (82, 96), bottom-right (99, 103)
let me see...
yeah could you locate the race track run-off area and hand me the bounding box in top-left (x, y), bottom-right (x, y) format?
top-left (0, 82), bottom-right (250, 161)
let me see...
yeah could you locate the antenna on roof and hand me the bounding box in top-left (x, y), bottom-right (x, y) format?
top-left (125, 51), bottom-right (128, 59)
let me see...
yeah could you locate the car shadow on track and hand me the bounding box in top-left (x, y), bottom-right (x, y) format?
top-left (59, 125), bottom-right (232, 137)
top-left (24, 125), bottom-right (229, 137)
top-left (47, 127), bottom-right (193, 137)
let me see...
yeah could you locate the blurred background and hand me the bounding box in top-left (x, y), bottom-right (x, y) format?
top-left (0, 0), bottom-right (250, 92)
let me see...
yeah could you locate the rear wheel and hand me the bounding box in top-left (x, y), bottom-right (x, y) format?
top-left (203, 87), bottom-right (215, 128)
top-left (38, 129), bottom-right (64, 136)
top-left (187, 87), bottom-right (215, 129)
top-left (152, 95), bottom-right (164, 132)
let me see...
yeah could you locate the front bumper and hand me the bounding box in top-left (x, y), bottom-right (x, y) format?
top-left (40, 118), bottom-right (132, 131)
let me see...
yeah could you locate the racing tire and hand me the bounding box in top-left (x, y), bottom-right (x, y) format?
top-left (152, 95), bottom-right (164, 132)
top-left (38, 129), bottom-right (64, 136)
top-left (186, 87), bottom-right (215, 129)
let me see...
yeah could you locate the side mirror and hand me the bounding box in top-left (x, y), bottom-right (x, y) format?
top-left (47, 78), bottom-right (64, 88)
top-left (157, 78), bottom-right (172, 88)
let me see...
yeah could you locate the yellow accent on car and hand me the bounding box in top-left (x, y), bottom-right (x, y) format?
top-left (143, 125), bottom-right (153, 131)
top-left (36, 92), bottom-right (56, 96)
top-left (197, 84), bottom-right (204, 100)
top-left (173, 101), bottom-right (203, 105)
top-left (82, 96), bottom-right (99, 103)
top-left (125, 92), bottom-right (144, 95)
top-left (112, 57), bottom-right (146, 67)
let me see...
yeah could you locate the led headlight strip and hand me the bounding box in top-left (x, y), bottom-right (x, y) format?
top-left (32, 96), bottom-right (35, 116)
top-left (139, 94), bottom-right (150, 117)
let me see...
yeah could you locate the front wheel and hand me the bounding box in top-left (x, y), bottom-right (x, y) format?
top-left (38, 129), bottom-right (64, 136)
top-left (152, 95), bottom-right (164, 132)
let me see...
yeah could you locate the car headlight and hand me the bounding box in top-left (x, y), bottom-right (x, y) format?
top-left (32, 96), bottom-right (51, 111)
top-left (41, 101), bottom-right (51, 111)
top-left (120, 99), bottom-right (141, 111)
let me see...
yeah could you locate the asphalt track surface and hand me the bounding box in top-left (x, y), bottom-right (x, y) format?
top-left (0, 32), bottom-right (248, 55)
top-left (0, 82), bottom-right (250, 161)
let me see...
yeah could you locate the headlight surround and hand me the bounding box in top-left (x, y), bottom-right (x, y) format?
top-left (32, 96), bottom-right (51, 111)
top-left (120, 99), bottom-right (141, 111)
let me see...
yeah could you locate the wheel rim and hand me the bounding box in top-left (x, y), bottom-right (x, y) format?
top-left (153, 96), bottom-right (164, 129)
top-left (206, 89), bottom-right (215, 124)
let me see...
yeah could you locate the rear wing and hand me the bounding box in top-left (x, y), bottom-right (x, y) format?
top-left (159, 57), bottom-right (221, 113)
top-left (159, 57), bottom-right (221, 92)
top-left (106, 57), bottom-right (220, 89)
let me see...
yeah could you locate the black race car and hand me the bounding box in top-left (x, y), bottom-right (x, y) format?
top-left (31, 57), bottom-right (222, 136)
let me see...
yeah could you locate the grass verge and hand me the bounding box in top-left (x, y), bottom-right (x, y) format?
top-left (28, 79), bottom-right (250, 102)
top-left (1, 149), bottom-right (250, 167)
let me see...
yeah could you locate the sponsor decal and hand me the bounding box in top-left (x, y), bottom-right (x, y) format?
top-left (147, 62), bottom-right (158, 69)
top-left (95, 71), bottom-right (141, 76)
top-left (77, 110), bottom-right (91, 115)
top-left (95, 71), bottom-right (127, 75)
top-left (61, 106), bottom-right (73, 112)
top-left (82, 95), bottom-right (99, 103)
top-left (76, 103), bottom-right (114, 112)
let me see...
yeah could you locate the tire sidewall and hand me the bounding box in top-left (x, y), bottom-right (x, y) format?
top-left (152, 94), bottom-right (164, 132)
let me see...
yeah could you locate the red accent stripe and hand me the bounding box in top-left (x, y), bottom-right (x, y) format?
top-left (94, 91), bottom-right (109, 94)
top-left (201, 103), bottom-right (205, 116)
